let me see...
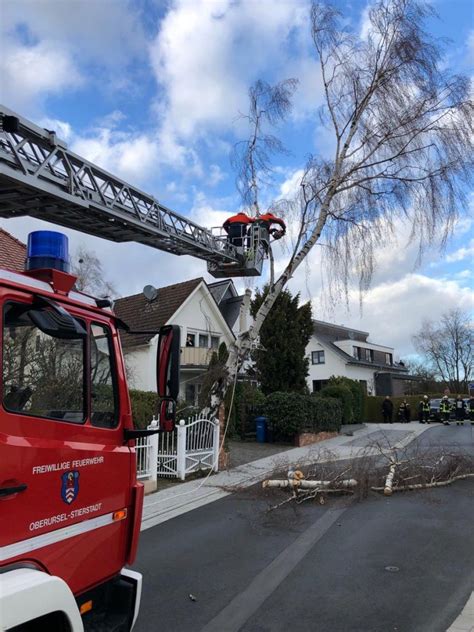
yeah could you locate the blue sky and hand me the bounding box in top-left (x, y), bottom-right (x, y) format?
top-left (1, 0), bottom-right (473, 357)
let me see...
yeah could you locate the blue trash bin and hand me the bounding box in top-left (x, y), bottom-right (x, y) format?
top-left (255, 416), bottom-right (267, 443)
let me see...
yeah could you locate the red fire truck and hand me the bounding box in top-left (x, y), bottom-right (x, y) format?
top-left (0, 107), bottom-right (265, 631)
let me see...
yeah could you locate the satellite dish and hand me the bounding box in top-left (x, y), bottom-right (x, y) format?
top-left (143, 284), bottom-right (158, 301)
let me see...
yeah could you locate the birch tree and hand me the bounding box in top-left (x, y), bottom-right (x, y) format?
top-left (208, 0), bottom-right (473, 414)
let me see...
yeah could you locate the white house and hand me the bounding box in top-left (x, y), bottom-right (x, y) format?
top-left (306, 320), bottom-right (410, 396)
top-left (115, 277), bottom-right (246, 405)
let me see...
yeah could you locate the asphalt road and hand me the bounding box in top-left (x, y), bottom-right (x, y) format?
top-left (134, 425), bottom-right (474, 632)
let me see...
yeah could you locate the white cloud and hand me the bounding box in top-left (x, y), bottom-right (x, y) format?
top-left (445, 239), bottom-right (474, 263)
top-left (149, 0), bottom-right (312, 143)
top-left (1, 0), bottom-right (145, 114)
top-left (1, 41), bottom-right (83, 113)
top-left (71, 129), bottom-right (160, 186)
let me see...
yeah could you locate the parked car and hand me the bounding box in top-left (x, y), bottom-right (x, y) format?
top-left (429, 398), bottom-right (470, 421)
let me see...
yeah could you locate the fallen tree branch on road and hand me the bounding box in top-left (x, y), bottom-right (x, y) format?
top-left (263, 479), bottom-right (358, 489)
top-left (372, 472), bottom-right (474, 494)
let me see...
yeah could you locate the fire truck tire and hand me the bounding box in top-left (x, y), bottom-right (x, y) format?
top-left (0, 568), bottom-right (83, 632)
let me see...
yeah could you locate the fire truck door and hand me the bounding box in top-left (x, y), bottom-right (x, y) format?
top-left (0, 299), bottom-right (131, 594)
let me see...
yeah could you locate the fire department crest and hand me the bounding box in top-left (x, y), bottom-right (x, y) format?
top-left (61, 470), bottom-right (79, 504)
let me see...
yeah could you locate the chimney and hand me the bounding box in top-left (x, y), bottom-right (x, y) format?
top-left (239, 288), bottom-right (252, 333)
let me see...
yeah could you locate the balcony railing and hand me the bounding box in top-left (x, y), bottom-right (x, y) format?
top-left (181, 346), bottom-right (213, 366)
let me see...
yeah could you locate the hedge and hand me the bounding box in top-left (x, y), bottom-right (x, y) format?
top-left (320, 385), bottom-right (353, 424)
top-left (129, 389), bottom-right (158, 429)
top-left (327, 376), bottom-right (365, 423)
top-left (365, 393), bottom-right (467, 422)
top-left (307, 396), bottom-right (343, 432)
top-left (263, 391), bottom-right (342, 441)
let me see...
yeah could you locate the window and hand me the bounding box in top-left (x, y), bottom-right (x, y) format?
top-left (311, 350), bottom-right (325, 364)
top-left (353, 346), bottom-right (361, 360)
top-left (186, 333), bottom-right (195, 347)
top-left (198, 334), bottom-right (209, 348)
top-left (385, 353), bottom-right (393, 365)
top-left (90, 323), bottom-right (118, 428)
top-left (210, 336), bottom-right (220, 349)
top-left (312, 380), bottom-right (328, 392)
top-left (365, 348), bottom-right (374, 362)
top-left (3, 302), bottom-right (85, 422)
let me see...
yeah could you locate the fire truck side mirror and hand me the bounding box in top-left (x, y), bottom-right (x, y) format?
top-left (159, 399), bottom-right (176, 432)
top-left (157, 325), bottom-right (180, 400)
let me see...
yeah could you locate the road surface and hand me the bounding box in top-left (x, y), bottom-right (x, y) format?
top-left (134, 425), bottom-right (474, 632)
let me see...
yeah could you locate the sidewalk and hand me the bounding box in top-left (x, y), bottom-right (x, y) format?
top-left (141, 422), bottom-right (432, 531)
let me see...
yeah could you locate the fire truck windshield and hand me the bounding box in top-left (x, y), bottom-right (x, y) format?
top-left (3, 302), bottom-right (86, 422)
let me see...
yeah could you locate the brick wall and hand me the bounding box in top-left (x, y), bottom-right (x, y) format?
top-left (294, 431), bottom-right (338, 447)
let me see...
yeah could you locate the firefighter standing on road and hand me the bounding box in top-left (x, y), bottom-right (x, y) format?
top-left (440, 395), bottom-right (451, 425)
top-left (454, 395), bottom-right (466, 425)
top-left (398, 399), bottom-right (411, 423)
top-left (223, 212), bottom-right (254, 248)
top-left (418, 395), bottom-right (430, 424)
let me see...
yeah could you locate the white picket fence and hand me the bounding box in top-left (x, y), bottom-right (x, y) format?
top-left (136, 414), bottom-right (220, 482)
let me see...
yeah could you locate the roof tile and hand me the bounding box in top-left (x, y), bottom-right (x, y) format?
top-left (114, 277), bottom-right (203, 348)
top-left (0, 229), bottom-right (26, 273)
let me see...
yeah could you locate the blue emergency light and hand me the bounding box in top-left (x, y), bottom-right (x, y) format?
top-left (26, 231), bottom-right (70, 273)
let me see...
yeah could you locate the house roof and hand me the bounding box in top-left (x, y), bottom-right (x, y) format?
top-left (313, 320), bottom-right (369, 342)
top-left (114, 278), bottom-right (203, 348)
top-left (313, 320), bottom-right (408, 373)
top-left (208, 279), bottom-right (243, 330)
top-left (0, 228), bottom-right (26, 273)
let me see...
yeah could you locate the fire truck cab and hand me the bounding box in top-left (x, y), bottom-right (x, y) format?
top-left (0, 231), bottom-right (180, 631)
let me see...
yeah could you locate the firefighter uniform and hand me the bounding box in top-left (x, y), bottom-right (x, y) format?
top-left (440, 397), bottom-right (451, 424)
top-left (223, 212), bottom-right (254, 248)
top-left (454, 396), bottom-right (466, 425)
top-left (418, 397), bottom-right (430, 424)
top-left (252, 212), bottom-right (286, 253)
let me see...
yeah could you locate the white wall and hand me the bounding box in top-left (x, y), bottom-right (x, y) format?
top-left (305, 334), bottom-right (376, 394)
top-left (124, 337), bottom-right (157, 392)
top-left (173, 284), bottom-right (235, 349)
top-left (123, 283), bottom-right (235, 398)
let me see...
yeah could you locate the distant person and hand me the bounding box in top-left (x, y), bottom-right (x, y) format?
top-left (418, 395), bottom-right (430, 424)
top-left (399, 399), bottom-right (411, 423)
top-left (454, 395), bottom-right (466, 425)
top-left (223, 212), bottom-right (254, 248)
top-left (440, 395), bottom-right (451, 425)
top-left (469, 396), bottom-right (474, 426)
top-left (382, 396), bottom-right (394, 423)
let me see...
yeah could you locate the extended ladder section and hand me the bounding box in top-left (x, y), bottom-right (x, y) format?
top-left (0, 105), bottom-right (265, 278)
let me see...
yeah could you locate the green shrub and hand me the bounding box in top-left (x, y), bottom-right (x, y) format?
top-left (229, 382), bottom-right (266, 439)
top-left (364, 394), bottom-right (458, 422)
top-left (320, 385), bottom-right (353, 423)
top-left (307, 396), bottom-right (343, 432)
top-left (328, 376), bottom-right (365, 423)
top-left (129, 389), bottom-right (158, 429)
top-left (263, 391), bottom-right (342, 440)
top-left (263, 391), bottom-right (310, 440)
